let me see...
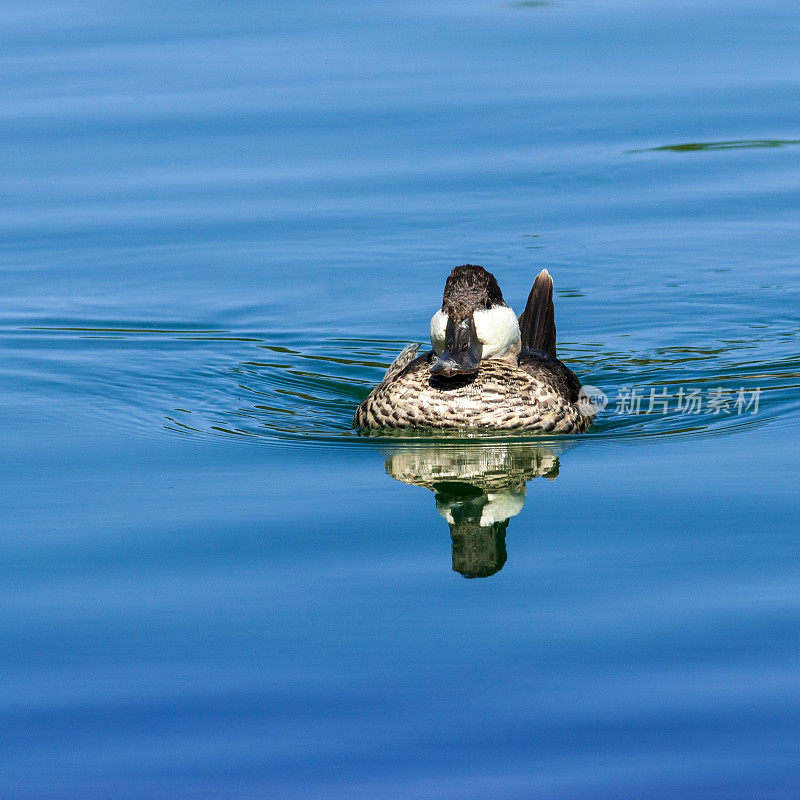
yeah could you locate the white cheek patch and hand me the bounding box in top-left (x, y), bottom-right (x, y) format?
top-left (429, 309), bottom-right (448, 356)
top-left (473, 305), bottom-right (520, 359)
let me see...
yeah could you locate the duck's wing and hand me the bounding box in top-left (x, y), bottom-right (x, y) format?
top-left (380, 343), bottom-right (423, 383)
top-left (518, 349), bottom-right (582, 404)
top-left (518, 268), bottom-right (556, 357)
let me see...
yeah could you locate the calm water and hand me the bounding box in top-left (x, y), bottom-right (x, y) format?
top-left (2, 1), bottom-right (800, 797)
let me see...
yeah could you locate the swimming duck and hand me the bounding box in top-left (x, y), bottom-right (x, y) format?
top-left (353, 264), bottom-right (594, 432)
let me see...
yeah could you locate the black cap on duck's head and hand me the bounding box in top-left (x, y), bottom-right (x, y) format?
top-left (429, 265), bottom-right (521, 378)
top-left (440, 264), bottom-right (505, 322)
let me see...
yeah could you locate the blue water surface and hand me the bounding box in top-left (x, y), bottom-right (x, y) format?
top-left (1, 1), bottom-right (799, 798)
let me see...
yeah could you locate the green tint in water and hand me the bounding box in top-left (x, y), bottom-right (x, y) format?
top-left (6, 321), bottom-right (798, 445)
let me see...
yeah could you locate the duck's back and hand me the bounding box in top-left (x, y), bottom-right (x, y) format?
top-left (353, 346), bottom-right (592, 433)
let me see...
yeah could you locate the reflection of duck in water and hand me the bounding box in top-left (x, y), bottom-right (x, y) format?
top-left (354, 265), bottom-right (593, 432)
top-left (386, 443), bottom-right (562, 578)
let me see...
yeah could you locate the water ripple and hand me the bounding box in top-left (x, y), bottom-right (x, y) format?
top-left (7, 322), bottom-right (796, 448)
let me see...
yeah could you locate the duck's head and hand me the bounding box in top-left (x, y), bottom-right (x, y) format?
top-left (429, 265), bottom-right (521, 378)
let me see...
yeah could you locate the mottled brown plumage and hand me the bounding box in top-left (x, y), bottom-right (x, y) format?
top-left (353, 345), bottom-right (592, 432)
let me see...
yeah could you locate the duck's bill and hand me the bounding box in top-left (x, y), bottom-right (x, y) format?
top-left (429, 316), bottom-right (482, 377)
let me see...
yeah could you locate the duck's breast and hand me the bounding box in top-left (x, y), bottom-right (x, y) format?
top-left (354, 354), bottom-right (591, 432)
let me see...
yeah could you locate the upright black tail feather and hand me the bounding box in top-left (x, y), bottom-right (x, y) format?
top-left (518, 269), bottom-right (557, 357)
